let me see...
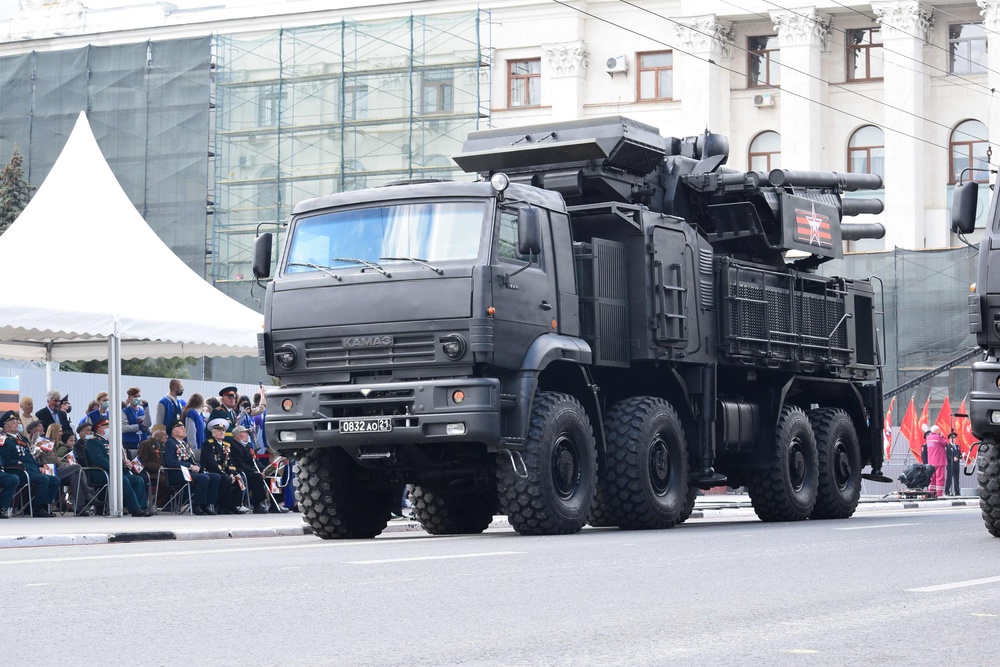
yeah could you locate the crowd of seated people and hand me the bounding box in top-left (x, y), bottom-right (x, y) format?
top-left (0, 380), bottom-right (295, 519)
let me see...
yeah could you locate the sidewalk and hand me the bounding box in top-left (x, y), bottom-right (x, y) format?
top-left (0, 494), bottom-right (978, 549)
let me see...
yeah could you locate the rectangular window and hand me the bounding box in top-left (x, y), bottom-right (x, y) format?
top-left (949, 23), bottom-right (987, 75)
top-left (420, 70), bottom-right (454, 114)
top-left (508, 59), bottom-right (541, 108)
top-left (748, 36), bottom-right (780, 88)
top-left (637, 51), bottom-right (673, 101)
top-left (258, 86), bottom-right (284, 127)
top-left (847, 28), bottom-right (883, 81)
top-left (344, 84), bottom-right (369, 121)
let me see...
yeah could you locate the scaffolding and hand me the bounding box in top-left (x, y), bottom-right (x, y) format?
top-left (210, 11), bottom-right (490, 284)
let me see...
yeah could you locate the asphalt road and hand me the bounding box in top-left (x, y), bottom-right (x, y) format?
top-left (1, 505), bottom-right (995, 666)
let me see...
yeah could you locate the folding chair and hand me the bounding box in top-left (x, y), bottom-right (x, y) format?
top-left (73, 442), bottom-right (110, 516)
top-left (155, 467), bottom-right (194, 515)
top-left (11, 470), bottom-right (34, 517)
top-left (261, 457), bottom-right (290, 511)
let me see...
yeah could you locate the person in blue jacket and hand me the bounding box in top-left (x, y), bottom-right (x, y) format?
top-left (122, 387), bottom-right (151, 450)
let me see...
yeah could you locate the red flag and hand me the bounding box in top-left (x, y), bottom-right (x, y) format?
top-left (883, 396), bottom-right (896, 461)
top-left (935, 395), bottom-right (953, 437)
top-left (955, 399), bottom-right (974, 459)
top-left (918, 397), bottom-right (930, 435)
top-left (899, 397), bottom-right (922, 462)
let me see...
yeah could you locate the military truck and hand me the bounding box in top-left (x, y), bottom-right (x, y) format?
top-left (951, 181), bottom-right (1000, 536)
top-left (252, 116), bottom-right (889, 539)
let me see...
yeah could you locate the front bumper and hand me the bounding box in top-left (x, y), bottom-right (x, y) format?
top-left (264, 378), bottom-right (501, 451)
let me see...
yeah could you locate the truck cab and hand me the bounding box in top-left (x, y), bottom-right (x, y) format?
top-left (255, 177), bottom-right (589, 495)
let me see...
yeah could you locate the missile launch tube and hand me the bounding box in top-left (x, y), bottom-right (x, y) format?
top-left (841, 222), bottom-right (886, 241)
top-left (767, 169), bottom-right (883, 191)
top-left (841, 198), bottom-right (884, 216)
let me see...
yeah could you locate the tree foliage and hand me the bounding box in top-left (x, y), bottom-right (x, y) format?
top-left (61, 357), bottom-right (195, 378)
top-left (0, 148), bottom-right (34, 235)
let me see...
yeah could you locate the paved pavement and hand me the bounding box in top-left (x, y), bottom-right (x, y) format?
top-left (0, 493), bottom-right (980, 549)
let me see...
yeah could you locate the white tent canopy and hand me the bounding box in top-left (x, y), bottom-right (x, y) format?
top-left (0, 111), bottom-right (262, 362)
top-left (0, 111), bottom-right (264, 517)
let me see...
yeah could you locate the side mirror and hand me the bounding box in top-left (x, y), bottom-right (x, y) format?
top-left (951, 181), bottom-right (979, 235)
top-left (252, 233), bottom-right (274, 279)
top-left (517, 207), bottom-right (541, 256)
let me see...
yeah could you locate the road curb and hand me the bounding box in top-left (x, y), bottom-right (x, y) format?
top-left (0, 498), bottom-right (978, 549)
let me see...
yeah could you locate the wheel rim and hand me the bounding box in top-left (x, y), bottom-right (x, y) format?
top-left (649, 436), bottom-right (672, 495)
top-left (552, 434), bottom-right (581, 500)
top-left (832, 438), bottom-right (852, 491)
top-left (788, 436), bottom-right (807, 492)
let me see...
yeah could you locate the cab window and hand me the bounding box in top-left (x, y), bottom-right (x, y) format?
top-left (497, 208), bottom-right (544, 266)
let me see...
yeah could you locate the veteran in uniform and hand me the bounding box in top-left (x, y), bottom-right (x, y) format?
top-left (231, 424), bottom-right (278, 513)
top-left (85, 418), bottom-right (152, 517)
top-left (200, 419), bottom-right (248, 514)
top-left (0, 410), bottom-right (59, 517)
top-left (163, 421), bottom-right (220, 515)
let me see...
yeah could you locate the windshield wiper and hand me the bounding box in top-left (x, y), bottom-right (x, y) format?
top-left (330, 257), bottom-right (392, 278)
top-left (379, 256), bottom-right (444, 275)
top-left (286, 262), bottom-right (342, 281)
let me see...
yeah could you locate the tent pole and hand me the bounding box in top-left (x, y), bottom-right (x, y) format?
top-left (45, 343), bottom-right (53, 393)
top-left (108, 326), bottom-right (124, 517)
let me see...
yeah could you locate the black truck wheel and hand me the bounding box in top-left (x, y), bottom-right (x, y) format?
top-left (588, 480), bottom-right (618, 527)
top-left (295, 448), bottom-right (399, 539)
top-left (601, 396), bottom-right (692, 530)
top-left (746, 406), bottom-right (818, 522)
top-left (497, 391), bottom-right (597, 535)
top-left (409, 484), bottom-right (496, 535)
top-left (978, 440), bottom-right (1000, 537)
top-left (808, 408), bottom-right (862, 520)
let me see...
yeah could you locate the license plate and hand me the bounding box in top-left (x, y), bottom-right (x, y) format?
top-left (340, 417), bottom-right (393, 433)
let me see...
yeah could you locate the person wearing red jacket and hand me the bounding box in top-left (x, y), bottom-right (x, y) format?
top-left (925, 425), bottom-right (948, 497)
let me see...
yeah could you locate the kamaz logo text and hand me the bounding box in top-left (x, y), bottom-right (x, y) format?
top-left (344, 335), bottom-right (393, 348)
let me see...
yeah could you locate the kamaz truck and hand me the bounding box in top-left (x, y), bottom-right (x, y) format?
top-left (252, 116), bottom-right (889, 539)
top-left (951, 180), bottom-right (1000, 536)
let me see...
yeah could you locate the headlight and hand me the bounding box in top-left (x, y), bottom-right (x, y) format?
top-left (275, 344), bottom-right (298, 369)
top-left (490, 172), bottom-right (510, 194)
top-left (440, 334), bottom-right (467, 360)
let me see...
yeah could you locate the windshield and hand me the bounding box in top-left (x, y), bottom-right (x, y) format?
top-left (284, 201), bottom-right (487, 274)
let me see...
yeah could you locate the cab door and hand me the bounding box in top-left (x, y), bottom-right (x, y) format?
top-left (490, 206), bottom-right (558, 369)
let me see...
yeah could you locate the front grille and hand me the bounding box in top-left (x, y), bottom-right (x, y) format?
top-left (304, 333), bottom-right (436, 369)
top-left (318, 389), bottom-right (415, 402)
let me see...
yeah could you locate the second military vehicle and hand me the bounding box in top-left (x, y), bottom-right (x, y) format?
top-left (951, 179), bottom-right (1000, 536)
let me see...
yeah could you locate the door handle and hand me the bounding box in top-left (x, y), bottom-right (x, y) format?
top-left (540, 301), bottom-right (552, 311)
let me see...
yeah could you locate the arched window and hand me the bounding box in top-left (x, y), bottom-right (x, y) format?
top-left (847, 125), bottom-right (885, 179)
top-left (748, 131), bottom-right (780, 172)
top-left (950, 119), bottom-right (989, 183)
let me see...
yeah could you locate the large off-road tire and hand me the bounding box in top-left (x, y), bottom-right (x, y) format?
top-left (497, 391), bottom-right (597, 536)
top-left (295, 448), bottom-right (399, 539)
top-left (588, 479), bottom-right (618, 527)
top-left (601, 396), bottom-right (693, 530)
top-left (746, 406), bottom-right (818, 522)
top-left (808, 408), bottom-right (862, 520)
top-left (409, 483), bottom-right (496, 535)
top-left (978, 440), bottom-right (1000, 537)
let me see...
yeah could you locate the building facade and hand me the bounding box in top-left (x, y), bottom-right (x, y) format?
top-left (0, 0), bottom-right (993, 278)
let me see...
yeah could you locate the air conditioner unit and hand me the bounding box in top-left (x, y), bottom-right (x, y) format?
top-left (605, 55), bottom-right (628, 75)
top-left (753, 92), bottom-right (775, 107)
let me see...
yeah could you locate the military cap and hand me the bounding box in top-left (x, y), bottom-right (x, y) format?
top-left (219, 386), bottom-right (238, 397)
top-left (0, 410), bottom-right (18, 425)
top-left (207, 418), bottom-right (229, 431)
